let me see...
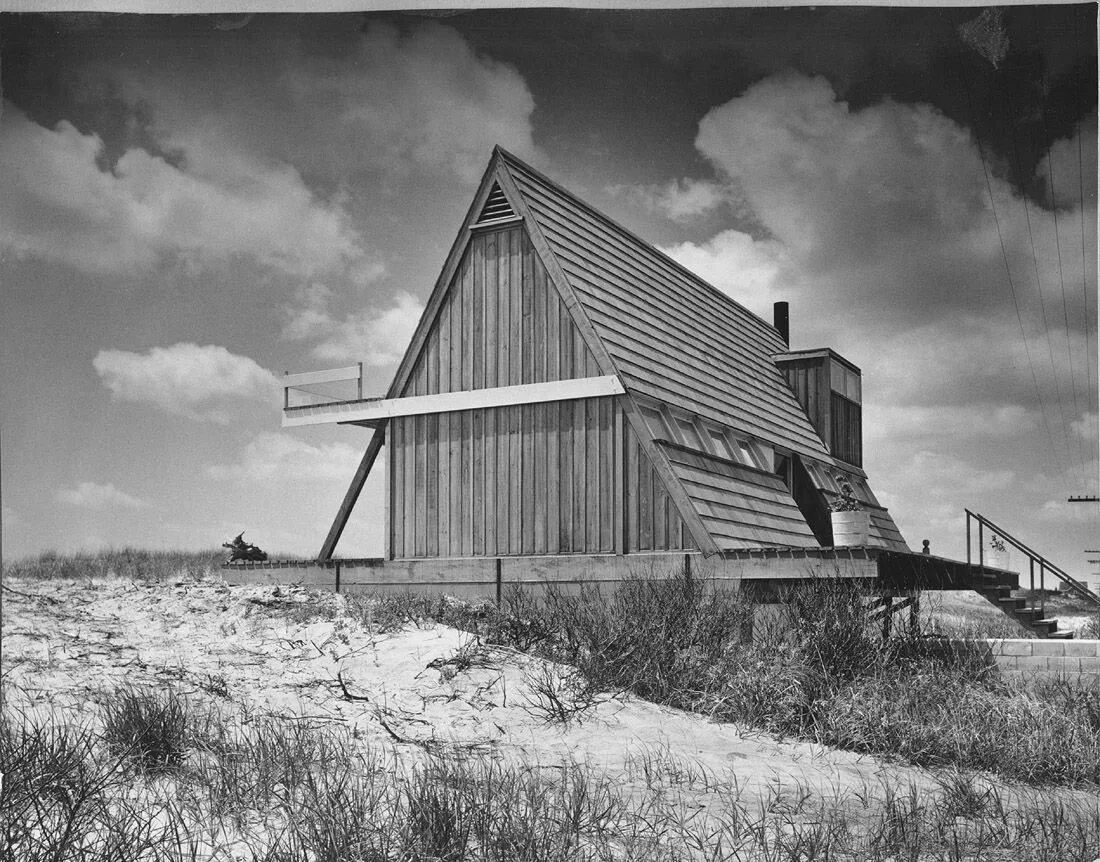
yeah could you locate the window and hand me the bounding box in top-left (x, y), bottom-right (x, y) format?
top-left (830, 359), bottom-right (861, 403)
top-left (830, 393), bottom-right (862, 466)
top-left (707, 428), bottom-right (738, 461)
top-left (737, 439), bottom-right (770, 471)
top-left (674, 416), bottom-right (704, 450)
top-left (639, 405), bottom-right (669, 439)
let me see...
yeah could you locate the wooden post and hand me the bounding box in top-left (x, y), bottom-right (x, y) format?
top-left (966, 513), bottom-right (972, 573)
top-left (614, 402), bottom-right (625, 555)
top-left (881, 595), bottom-right (893, 640)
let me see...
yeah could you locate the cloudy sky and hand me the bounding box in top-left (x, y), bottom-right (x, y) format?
top-left (1, 6), bottom-right (1097, 577)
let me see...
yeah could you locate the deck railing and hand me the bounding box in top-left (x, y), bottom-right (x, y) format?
top-left (965, 509), bottom-right (1100, 619)
top-left (283, 364), bottom-right (363, 410)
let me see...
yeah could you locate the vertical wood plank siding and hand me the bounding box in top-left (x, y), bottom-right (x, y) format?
top-left (388, 224), bottom-right (696, 558)
top-left (390, 397), bottom-right (696, 558)
top-left (623, 420), bottom-right (692, 552)
top-left (779, 361), bottom-right (828, 442)
top-left (404, 228), bottom-right (595, 395)
top-left (392, 400), bottom-right (612, 557)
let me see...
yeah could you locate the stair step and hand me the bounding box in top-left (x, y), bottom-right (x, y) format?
top-left (1046, 630), bottom-right (1075, 639)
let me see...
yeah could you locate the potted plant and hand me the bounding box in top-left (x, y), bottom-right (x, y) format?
top-left (830, 476), bottom-right (869, 547)
top-left (986, 534), bottom-right (1009, 570)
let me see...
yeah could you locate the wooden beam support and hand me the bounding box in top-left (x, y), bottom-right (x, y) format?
top-left (319, 423), bottom-right (386, 561)
top-left (284, 376), bottom-right (625, 427)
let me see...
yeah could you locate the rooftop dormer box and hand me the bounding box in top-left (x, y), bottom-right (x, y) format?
top-left (774, 348), bottom-right (862, 467)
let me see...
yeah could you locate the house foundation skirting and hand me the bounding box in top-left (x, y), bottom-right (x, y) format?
top-left (221, 550), bottom-right (879, 599)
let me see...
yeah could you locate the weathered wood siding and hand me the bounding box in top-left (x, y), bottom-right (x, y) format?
top-left (623, 420), bottom-right (693, 552)
top-left (403, 226), bottom-right (596, 395)
top-left (390, 397), bottom-right (696, 559)
top-left (390, 398), bottom-right (615, 558)
top-left (388, 223), bottom-right (698, 559)
top-left (778, 359), bottom-right (829, 444)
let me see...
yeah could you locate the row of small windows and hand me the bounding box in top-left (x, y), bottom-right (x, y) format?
top-left (637, 400), bottom-right (772, 471)
top-left (829, 358), bottom-right (862, 403)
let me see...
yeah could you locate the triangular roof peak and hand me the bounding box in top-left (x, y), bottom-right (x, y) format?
top-left (491, 147), bottom-right (834, 461)
top-left (491, 146), bottom-right (780, 340)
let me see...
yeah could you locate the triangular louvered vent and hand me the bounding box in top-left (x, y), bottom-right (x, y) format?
top-left (476, 183), bottom-right (516, 223)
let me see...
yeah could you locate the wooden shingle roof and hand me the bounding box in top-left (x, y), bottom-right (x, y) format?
top-left (497, 148), bottom-right (832, 460)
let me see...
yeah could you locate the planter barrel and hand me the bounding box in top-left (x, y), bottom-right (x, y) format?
top-left (831, 510), bottom-right (870, 547)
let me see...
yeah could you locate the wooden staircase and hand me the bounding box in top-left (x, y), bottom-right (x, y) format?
top-left (966, 510), bottom-right (1100, 639)
top-left (972, 569), bottom-right (1074, 639)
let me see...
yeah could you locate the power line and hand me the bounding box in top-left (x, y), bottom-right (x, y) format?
top-left (1075, 18), bottom-right (1098, 495)
top-left (958, 57), bottom-right (1063, 477)
top-left (1035, 56), bottom-right (1090, 491)
top-left (1004, 96), bottom-right (1075, 475)
top-left (1078, 120), bottom-right (1097, 492)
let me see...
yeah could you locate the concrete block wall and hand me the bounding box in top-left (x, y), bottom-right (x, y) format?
top-left (944, 638), bottom-right (1100, 681)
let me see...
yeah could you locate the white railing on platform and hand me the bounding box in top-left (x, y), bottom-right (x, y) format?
top-left (283, 363), bottom-right (362, 410)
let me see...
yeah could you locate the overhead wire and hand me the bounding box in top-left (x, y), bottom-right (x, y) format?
top-left (957, 53), bottom-right (1065, 477)
top-left (1077, 117), bottom-right (1098, 492)
top-left (1035, 45), bottom-right (1090, 491)
top-left (1003, 95), bottom-right (1075, 476)
top-left (1074, 19), bottom-right (1099, 494)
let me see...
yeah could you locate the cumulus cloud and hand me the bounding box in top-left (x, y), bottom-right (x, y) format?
top-left (283, 288), bottom-right (424, 367)
top-left (1036, 498), bottom-right (1100, 525)
top-left (0, 103), bottom-right (367, 279)
top-left (661, 229), bottom-right (789, 318)
top-left (866, 403), bottom-right (1038, 445)
top-left (682, 74), bottom-right (1087, 339)
top-left (106, 21), bottom-right (540, 188)
top-left (205, 432), bottom-right (361, 483)
top-left (56, 481), bottom-right (148, 510)
top-left (611, 177), bottom-right (727, 222)
top-left (1036, 112), bottom-right (1097, 211)
top-left (670, 72), bottom-right (1094, 415)
top-left (94, 343), bottom-right (279, 423)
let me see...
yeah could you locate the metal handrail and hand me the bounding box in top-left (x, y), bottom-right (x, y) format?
top-left (965, 509), bottom-right (1100, 612)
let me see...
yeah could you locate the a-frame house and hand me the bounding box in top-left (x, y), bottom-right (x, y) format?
top-left (270, 147), bottom-right (1040, 625)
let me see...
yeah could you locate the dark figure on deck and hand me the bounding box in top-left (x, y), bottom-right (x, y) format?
top-left (223, 532), bottom-right (268, 563)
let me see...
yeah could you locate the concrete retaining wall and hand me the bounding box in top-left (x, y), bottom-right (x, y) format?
top-left (943, 638), bottom-right (1100, 681)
